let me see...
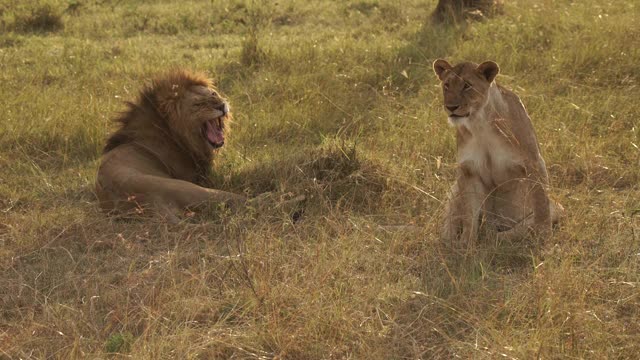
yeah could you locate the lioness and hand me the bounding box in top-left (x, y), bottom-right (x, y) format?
top-left (433, 59), bottom-right (563, 244)
top-left (96, 69), bottom-right (300, 221)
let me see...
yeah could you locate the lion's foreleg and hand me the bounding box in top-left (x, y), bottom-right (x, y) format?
top-left (132, 175), bottom-right (247, 212)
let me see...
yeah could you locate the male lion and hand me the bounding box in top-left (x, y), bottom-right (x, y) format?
top-left (433, 59), bottom-right (563, 244)
top-left (96, 69), bottom-right (299, 221)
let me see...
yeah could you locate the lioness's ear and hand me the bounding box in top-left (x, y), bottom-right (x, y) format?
top-left (477, 61), bottom-right (499, 83)
top-left (433, 59), bottom-right (452, 81)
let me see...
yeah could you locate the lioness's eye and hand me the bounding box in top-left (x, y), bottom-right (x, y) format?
top-left (463, 83), bottom-right (471, 90)
top-left (443, 83), bottom-right (449, 90)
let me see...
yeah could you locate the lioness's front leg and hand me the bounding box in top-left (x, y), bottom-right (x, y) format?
top-left (441, 184), bottom-right (462, 243)
top-left (460, 174), bottom-right (487, 245)
top-left (443, 173), bottom-right (487, 245)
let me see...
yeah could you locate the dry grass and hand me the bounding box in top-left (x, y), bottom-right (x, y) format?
top-left (1, 0), bottom-right (639, 358)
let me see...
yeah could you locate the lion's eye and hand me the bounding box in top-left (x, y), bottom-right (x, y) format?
top-left (463, 82), bottom-right (471, 90)
top-left (443, 83), bottom-right (449, 90)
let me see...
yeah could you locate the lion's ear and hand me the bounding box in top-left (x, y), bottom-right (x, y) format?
top-left (477, 61), bottom-right (499, 83)
top-left (433, 59), bottom-right (452, 81)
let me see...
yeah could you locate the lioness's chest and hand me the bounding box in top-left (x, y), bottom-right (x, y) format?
top-left (457, 123), bottom-right (524, 187)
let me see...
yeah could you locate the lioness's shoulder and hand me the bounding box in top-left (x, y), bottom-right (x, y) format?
top-left (494, 83), bottom-right (530, 120)
top-left (496, 84), bottom-right (520, 104)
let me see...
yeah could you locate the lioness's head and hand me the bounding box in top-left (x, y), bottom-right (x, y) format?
top-left (151, 69), bottom-right (231, 155)
top-left (432, 59), bottom-right (499, 125)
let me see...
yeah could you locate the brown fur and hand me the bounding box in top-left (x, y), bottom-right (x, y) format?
top-left (433, 59), bottom-right (564, 245)
top-left (96, 69), bottom-right (245, 221)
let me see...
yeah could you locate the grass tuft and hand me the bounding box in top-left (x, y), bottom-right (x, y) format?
top-left (8, 2), bottom-right (64, 33)
top-left (105, 332), bottom-right (133, 354)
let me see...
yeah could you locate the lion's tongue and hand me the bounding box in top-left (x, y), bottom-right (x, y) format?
top-left (206, 119), bottom-right (224, 145)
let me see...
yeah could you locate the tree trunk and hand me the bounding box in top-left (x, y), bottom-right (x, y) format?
top-left (431, 0), bottom-right (501, 24)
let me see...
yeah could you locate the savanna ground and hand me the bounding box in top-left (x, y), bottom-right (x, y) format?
top-left (1, 0), bottom-right (639, 358)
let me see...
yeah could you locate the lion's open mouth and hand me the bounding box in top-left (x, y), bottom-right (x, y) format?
top-left (203, 117), bottom-right (225, 149)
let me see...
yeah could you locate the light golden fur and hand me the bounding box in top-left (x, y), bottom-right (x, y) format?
top-left (433, 59), bottom-right (563, 244)
top-left (96, 69), bottom-right (246, 221)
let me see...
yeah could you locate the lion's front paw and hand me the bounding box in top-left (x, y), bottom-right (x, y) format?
top-left (246, 191), bottom-right (275, 207)
top-left (278, 194), bottom-right (306, 222)
top-left (247, 192), bottom-right (307, 221)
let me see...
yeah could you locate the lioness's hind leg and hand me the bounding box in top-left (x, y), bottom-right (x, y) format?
top-left (497, 200), bottom-right (563, 242)
top-left (495, 214), bottom-right (533, 242)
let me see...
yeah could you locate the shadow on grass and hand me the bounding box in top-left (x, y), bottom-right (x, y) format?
top-left (219, 142), bottom-right (393, 215)
top-left (0, 130), bottom-right (101, 171)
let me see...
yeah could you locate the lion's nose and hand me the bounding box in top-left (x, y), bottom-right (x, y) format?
top-left (215, 102), bottom-right (229, 115)
top-left (446, 105), bottom-right (459, 112)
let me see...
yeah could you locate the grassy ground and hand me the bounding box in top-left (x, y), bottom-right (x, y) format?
top-left (1, 0), bottom-right (639, 358)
